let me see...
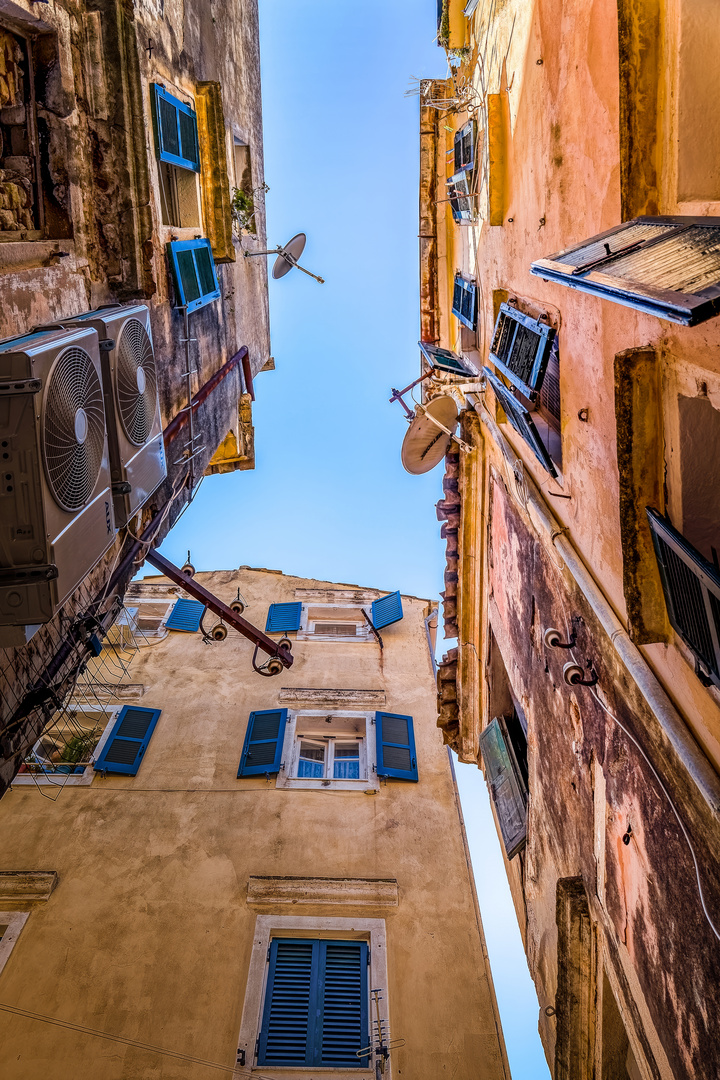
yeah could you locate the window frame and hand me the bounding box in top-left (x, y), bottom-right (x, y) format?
top-left (277, 711), bottom-right (378, 792)
top-left (0, 912), bottom-right (30, 978)
top-left (236, 915), bottom-right (389, 1080)
top-left (452, 274), bottom-right (477, 330)
top-left (297, 604), bottom-right (373, 642)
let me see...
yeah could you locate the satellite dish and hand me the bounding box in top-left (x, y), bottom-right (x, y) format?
top-left (272, 233), bottom-right (307, 279)
top-left (401, 395), bottom-right (459, 475)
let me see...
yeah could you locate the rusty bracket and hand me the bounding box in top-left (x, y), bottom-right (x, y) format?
top-left (361, 608), bottom-right (383, 650)
top-left (145, 550), bottom-right (293, 668)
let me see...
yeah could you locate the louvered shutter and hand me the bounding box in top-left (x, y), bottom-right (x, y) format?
top-left (375, 712), bottom-right (418, 781)
top-left (447, 172), bottom-right (473, 222)
top-left (151, 84), bottom-right (200, 172)
top-left (93, 706), bottom-right (161, 776)
top-left (479, 716), bottom-right (527, 859)
top-left (484, 369), bottom-right (558, 478)
top-left (164, 598), bottom-right (205, 632)
top-left (371, 591), bottom-right (403, 630)
top-left (489, 303), bottom-right (556, 398)
top-left (452, 275), bottom-right (477, 329)
top-left (257, 939), bottom-right (369, 1069)
top-left (419, 341), bottom-right (476, 376)
top-left (530, 216), bottom-right (720, 326)
top-left (237, 709), bottom-right (287, 777)
top-left (167, 239), bottom-right (221, 313)
top-left (647, 508), bottom-right (720, 687)
top-left (453, 120), bottom-right (475, 171)
top-left (265, 602), bottom-right (302, 632)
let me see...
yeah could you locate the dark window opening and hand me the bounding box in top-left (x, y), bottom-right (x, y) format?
top-left (0, 25), bottom-right (69, 241)
top-left (678, 394), bottom-right (720, 566)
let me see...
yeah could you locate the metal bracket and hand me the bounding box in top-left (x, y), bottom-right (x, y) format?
top-left (0, 563), bottom-right (58, 585)
top-left (362, 608), bottom-right (383, 649)
top-left (0, 378), bottom-right (42, 395)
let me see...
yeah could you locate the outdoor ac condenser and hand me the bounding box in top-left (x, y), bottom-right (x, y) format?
top-left (50, 305), bottom-right (166, 528)
top-left (0, 326), bottom-right (116, 645)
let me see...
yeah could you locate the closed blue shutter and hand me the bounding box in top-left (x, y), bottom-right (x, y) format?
top-left (164, 598), bottom-right (205, 632)
top-left (371, 591), bottom-right (403, 630)
top-left (489, 303), bottom-right (556, 398)
top-left (167, 239), bottom-right (221, 314)
top-left (150, 84), bottom-right (200, 172)
top-left (238, 709), bottom-right (287, 777)
top-left (452, 275), bottom-right (477, 330)
top-left (479, 717), bottom-right (527, 859)
top-left (484, 368), bottom-right (559, 478)
top-left (375, 712), bottom-right (418, 781)
top-left (258, 939), bottom-right (368, 1069)
top-left (265, 602), bottom-right (302, 632)
top-left (93, 706), bottom-right (161, 776)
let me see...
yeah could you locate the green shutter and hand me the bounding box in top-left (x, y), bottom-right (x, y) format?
top-left (151, 83), bottom-right (200, 172)
top-left (167, 239), bottom-right (221, 313)
top-left (479, 716), bottom-right (527, 858)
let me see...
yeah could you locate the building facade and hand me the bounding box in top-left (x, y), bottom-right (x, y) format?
top-left (0, 0), bottom-right (273, 796)
top-left (416, 2), bottom-right (720, 1078)
top-left (0, 567), bottom-right (509, 1080)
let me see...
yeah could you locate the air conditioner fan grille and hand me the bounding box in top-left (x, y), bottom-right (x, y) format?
top-left (116, 318), bottom-right (157, 446)
top-left (43, 347), bottom-right (105, 511)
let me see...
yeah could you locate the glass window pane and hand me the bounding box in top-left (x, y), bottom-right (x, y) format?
top-left (334, 742), bottom-right (360, 780)
top-left (298, 741), bottom-right (325, 778)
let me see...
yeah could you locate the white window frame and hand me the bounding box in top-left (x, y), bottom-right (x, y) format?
top-left (297, 604), bottom-right (374, 643)
top-left (0, 912), bottom-right (29, 977)
top-left (123, 596), bottom-right (178, 639)
top-left (276, 711), bottom-right (379, 792)
top-left (12, 704), bottom-right (123, 787)
top-left (236, 914), bottom-right (390, 1079)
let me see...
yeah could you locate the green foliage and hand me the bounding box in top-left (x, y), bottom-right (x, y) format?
top-left (57, 729), bottom-right (101, 764)
top-left (438, 0), bottom-right (450, 47)
top-left (231, 187), bottom-right (256, 235)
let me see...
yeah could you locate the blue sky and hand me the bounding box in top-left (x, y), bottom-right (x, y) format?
top-left (156, 2), bottom-right (549, 1075)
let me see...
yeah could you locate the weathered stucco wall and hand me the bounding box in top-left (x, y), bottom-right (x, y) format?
top-left (0, 569), bottom-right (510, 1080)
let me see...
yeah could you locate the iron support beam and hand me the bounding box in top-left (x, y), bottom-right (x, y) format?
top-left (145, 550), bottom-right (293, 668)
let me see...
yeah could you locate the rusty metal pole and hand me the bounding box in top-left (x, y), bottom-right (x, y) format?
top-left (145, 550), bottom-right (293, 668)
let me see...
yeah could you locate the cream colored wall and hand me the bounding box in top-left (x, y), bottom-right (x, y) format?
top-left (0, 568), bottom-right (509, 1080)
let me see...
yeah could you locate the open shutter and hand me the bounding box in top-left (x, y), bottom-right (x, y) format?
top-left (447, 172), bottom-right (473, 223)
top-left (453, 121), bottom-right (475, 171)
top-left (484, 369), bottom-right (558, 478)
top-left (164, 598), bottom-right (204, 632)
top-left (647, 508), bottom-right (720, 687)
top-left (258, 939), bottom-right (368, 1069)
top-left (319, 941), bottom-right (369, 1068)
top-left (167, 239), bottom-right (221, 314)
top-left (419, 341), bottom-right (476, 377)
top-left (489, 303), bottom-right (556, 398)
top-left (151, 84), bottom-right (200, 172)
top-left (530, 216), bottom-right (720, 326)
top-left (371, 591), bottom-right (403, 630)
top-left (375, 712), bottom-right (418, 781)
top-left (479, 716), bottom-right (527, 859)
top-left (238, 709), bottom-right (287, 777)
top-left (452, 275), bottom-right (477, 329)
top-left (93, 706), bottom-right (161, 776)
top-left (265, 602), bottom-right (302, 633)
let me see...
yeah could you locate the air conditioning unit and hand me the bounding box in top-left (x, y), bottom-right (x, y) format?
top-left (48, 305), bottom-right (166, 527)
top-left (0, 326), bottom-right (116, 644)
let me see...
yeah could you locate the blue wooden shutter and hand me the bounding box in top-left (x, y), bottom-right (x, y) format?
top-left (371, 591), bottom-right (403, 630)
top-left (258, 939), bottom-right (368, 1069)
top-left (489, 303), bottom-right (556, 398)
top-left (375, 712), bottom-right (418, 781)
top-left (484, 369), bottom-right (558, 478)
top-left (646, 508), bottom-right (720, 687)
top-left (419, 341), bottom-right (475, 376)
top-left (93, 706), bottom-right (161, 776)
top-left (167, 239), bottom-right (221, 314)
top-left (265, 602), bottom-right (302, 632)
top-left (238, 709), bottom-right (287, 777)
top-left (479, 716), bottom-right (527, 859)
top-left (452, 275), bottom-right (477, 329)
top-left (164, 598), bottom-right (204, 632)
top-left (151, 84), bottom-right (200, 172)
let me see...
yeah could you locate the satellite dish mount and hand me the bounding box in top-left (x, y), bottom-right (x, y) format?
top-left (390, 375), bottom-right (473, 457)
top-left (243, 232), bottom-right (325, 284)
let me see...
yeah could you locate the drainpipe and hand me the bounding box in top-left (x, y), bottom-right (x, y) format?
top-left (476, 402), bottom-right (720, 818)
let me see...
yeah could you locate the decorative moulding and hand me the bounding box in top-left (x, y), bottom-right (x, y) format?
top-left (247, 876), bottom-right (399, 908)
top-left (294, 588), bottom-right (380, 603)
top-left (0, 871), bottom-right (58, 902)
top-left (278, 687), bottom-right (386, 708)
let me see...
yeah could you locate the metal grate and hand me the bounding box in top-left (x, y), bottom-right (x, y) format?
top-left (116, 319), bottom-right (157, 446)
top-left (43, 346), bottom-right (106, 511)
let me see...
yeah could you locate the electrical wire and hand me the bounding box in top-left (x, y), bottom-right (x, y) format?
top-left (0, 1002), bottom-right (277, 1079)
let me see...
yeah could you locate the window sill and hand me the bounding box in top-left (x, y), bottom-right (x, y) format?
top-left (297, 631), bottom-right (373, 643)
top-left (276, 775), bottom-right (379, 793)
top-left (12, 766), bottom-right (94, 787)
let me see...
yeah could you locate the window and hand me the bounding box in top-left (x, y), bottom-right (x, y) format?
top-left (270, 593), bottom-right (403, 641)
top-left (258, 938), bottom-right (370, 1069)
top-left (489, 303), bottom-right (556, 398)
top-left (0, 912), bottom-right (29, 978)
top-left (419, 341), bottom-right (479, 377)
top-left (151, 83), bottom-right (201, 229)
top-left (166, 238), bottom-right (220, 313)
top-left (646, 508), bottom-right (720, 688)
top-left (452, 274), bottom-right (477, 330)
top-left (454, 121), bottom-right (476, 172)
top-left (531, 217), bottom-right (720, 326)
top-left (479, 712), bottom-right (528, 859)
top-left (484, 368), bottom-right (559, 478)
top-left (93, 705), bottom-right (162, 776)
top-left (291, 715), bottom-right (368, 784)
top-left (448, 172), bottom-right (475, 223)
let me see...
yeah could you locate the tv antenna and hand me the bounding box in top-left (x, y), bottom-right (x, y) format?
top-left (356, 989), bottom-right (405, 1079)
top-left (243, 232), bottom-right (325, 284)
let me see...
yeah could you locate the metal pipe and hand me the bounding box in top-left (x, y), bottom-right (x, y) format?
top-left (145, 550), bottom-right (293, 668)
top-left (163, 346), bottom-right (247, 446)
